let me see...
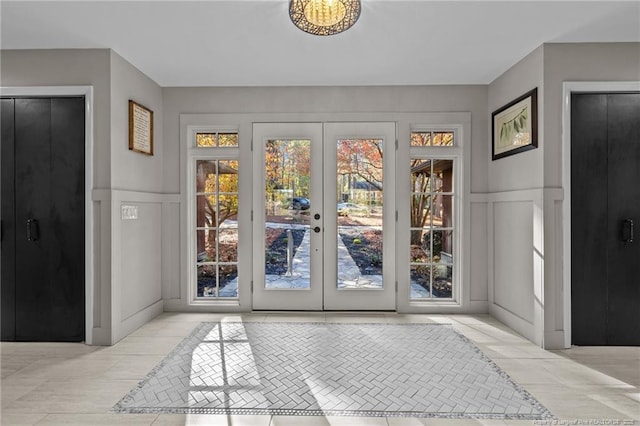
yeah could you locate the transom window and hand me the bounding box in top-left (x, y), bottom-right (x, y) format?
top-left (410, 131), bottom-right (454, 147)
top-left (196, 132), bottom-right (239, 147)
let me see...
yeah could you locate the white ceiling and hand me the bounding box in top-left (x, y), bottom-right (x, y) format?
top-left (1, 1), bottom-right (639, 87)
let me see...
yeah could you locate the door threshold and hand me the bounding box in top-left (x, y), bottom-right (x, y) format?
top-left (252, 310), bottom-right (396, 313)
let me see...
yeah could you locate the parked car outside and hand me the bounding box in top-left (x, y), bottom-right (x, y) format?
top-left (286, 197), bottom-right (310, 210)
top-left (337, 202), bottom-right (369, 216)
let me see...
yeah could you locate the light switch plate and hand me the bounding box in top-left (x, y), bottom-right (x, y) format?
top-left (121, 204), bottom-right (138, 220)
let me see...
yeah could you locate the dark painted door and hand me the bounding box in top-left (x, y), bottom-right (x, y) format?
top-left (1, 97), bottom-right (85, 342)
top-left (571, 93), bottom-right (640, 346)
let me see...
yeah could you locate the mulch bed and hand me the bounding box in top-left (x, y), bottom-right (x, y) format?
top-left (409, 249), bottom-right (453, 298)
top-left (410, 272), bottom-right (452, 298)
top-left (339, 229), bottom-right (383, 275)
top-left (197, 239), bottom-right (239, 297)
top-left (265, 228), bottom-right (306, 275)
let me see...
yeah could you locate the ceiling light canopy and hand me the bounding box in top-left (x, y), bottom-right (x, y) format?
top-left (289, 0), bottom-right (361, 36)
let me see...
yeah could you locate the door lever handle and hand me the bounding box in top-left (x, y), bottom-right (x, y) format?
top-left (623, 219), bottom-right (634, 243)
top-left (26, 219), bottom-right (39, 242)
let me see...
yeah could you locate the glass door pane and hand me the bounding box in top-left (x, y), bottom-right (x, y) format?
top-left (323, 122), bottom-right (396, 311)
top-left (336, 138), bottom-right (384, 289)
top-left (264, 139), bottom-right (311, 290)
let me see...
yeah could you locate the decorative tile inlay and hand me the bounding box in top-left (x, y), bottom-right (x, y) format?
top-left (113, 322), bottom-right (553, 419)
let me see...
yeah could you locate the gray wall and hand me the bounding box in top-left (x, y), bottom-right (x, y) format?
top-left (486, 46), bottom-right (545, 344)
top-left (108, 51), bottom-right (165, 343)
top-left (488, 46), bottom-right (544, 193)
top-left (110, 51), bottom-right (164, 192)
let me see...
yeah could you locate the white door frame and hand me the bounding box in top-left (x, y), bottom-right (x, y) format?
top-left (561, 81), bottom-right (640, 348)
top-left (0, 86), bottom-right (95, 344)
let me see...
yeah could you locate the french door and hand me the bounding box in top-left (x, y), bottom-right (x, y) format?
top-left (252, 122), bottom-right (396, 310)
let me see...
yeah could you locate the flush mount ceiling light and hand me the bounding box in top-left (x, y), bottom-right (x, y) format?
top-left (289, 0), bottom-right (361, 36)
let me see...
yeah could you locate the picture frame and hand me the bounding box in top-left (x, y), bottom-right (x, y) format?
top-left (128, 100), bottom-right (154, 155)
top-left (491, 88), bottom-right (537, 160)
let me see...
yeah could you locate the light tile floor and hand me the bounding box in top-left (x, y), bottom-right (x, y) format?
top-left (2, 313), bottom-right (639, 425)
top-left (113, 322), bottom-right (550, 418)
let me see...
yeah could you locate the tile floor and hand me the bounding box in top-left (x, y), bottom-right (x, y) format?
top-left (2, 313), bottom-right (639, 425)
top-left (113, 322), bottom-right (550, 418)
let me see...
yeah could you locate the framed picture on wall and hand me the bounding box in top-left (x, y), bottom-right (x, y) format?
top-left (491, 88), bottom-right (537, 160)
top-left (129, 100), bottom-right (154, 155)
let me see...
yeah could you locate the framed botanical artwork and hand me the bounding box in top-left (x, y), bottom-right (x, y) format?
top-left (129, 100), bottom-right (154, 155)
top-left (492, 88), bottom-right (537, 160)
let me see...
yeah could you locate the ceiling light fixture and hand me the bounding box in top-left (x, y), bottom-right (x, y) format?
top-left (289, 0), bottom-right (361, 36)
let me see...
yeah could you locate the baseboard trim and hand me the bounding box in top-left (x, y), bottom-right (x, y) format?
top-left (113, 300), bottom-right (164, 345)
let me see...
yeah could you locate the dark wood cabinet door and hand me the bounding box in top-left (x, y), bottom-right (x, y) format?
top-left (571, 94), bottom-right (609, 345)
top-left (1, 97), bottom-right (85, 342)
top-left (14, 98), bottom-right (54, 340)
top-left (606, 93), bottom-right (640, 345)
top-left (571, 93), bottom-right (640, 346)
top-left (48, 97), bottom-right (85, 341)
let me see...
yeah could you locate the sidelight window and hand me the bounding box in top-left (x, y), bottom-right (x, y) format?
top-left (409, 131), bottom-right (457, 300)
top-left (192, 131), bottom-right (240, 299)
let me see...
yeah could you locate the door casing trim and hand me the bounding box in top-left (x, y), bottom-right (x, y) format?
top-left (0, 86), bottom-right (94, 344)
top-left (561, 81), bottom-right (640, 348)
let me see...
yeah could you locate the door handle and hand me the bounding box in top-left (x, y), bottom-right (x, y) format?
top-left (26, 219), bottom-right (39, 242)
top-left (313, 226), bottom-right (321, 233)
top-left (623, 219), bottom-right (634, 243)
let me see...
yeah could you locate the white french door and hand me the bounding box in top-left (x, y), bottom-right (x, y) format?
top-left (323, 122), bottom-right (396, 310)
top-left (252, 122), bottom-right (396, 310)
top-left (252, 123), bottom-right (324, 310)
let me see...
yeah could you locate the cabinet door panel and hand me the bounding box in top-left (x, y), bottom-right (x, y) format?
top-left (1, 99), bottom-right (16, 340)
top-left (571, 94), bottom-right (608, 345)
top-left (14, 98), bottom-right (53, 340)
top-left (606, 93), bottom-right (640, 345)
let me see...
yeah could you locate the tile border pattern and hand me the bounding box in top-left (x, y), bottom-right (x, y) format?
top-left (113, 322), bottom-right (554, 420)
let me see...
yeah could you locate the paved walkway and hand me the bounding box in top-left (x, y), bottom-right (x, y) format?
top-left (263, 229), bottom-right (430, 298)
top-left (220, 225), bottom-right (431, 298)
top-left (263, 229), bottom-right (383, 290)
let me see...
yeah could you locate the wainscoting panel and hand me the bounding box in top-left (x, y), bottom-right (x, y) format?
top-left (487, 189), bottom-right (543, 346)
